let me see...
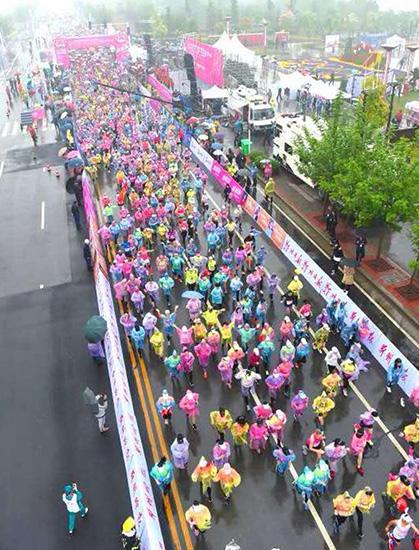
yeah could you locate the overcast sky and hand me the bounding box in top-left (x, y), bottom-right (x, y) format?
top-left (1, 0), bottom-right (419, 16)
top-left (376, 0), bottom-right (419, 10)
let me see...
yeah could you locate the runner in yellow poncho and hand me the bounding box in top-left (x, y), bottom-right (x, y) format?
top-left (210, 407), bottom-right (233, 437)
top-left (231, 416), bottom-right (249, 446)
top-left (185, 501), bottom-right (212, 535)
top-left (287, 275), bottom-right (303, 303)
top-left (202, 306), bottom-right (224, 329)
top-left (312, 391), bottom-right (335, 427)
top-left (322, 371), bottom-right (342, 398)
top-left (215, 463), bottom-right (241, 501)
top-left (192, 318), bottom-right (207, 342)
top-left (149, 328), bottom-right (164, 358)
top-left (191, 457), bottom-right (218, 501)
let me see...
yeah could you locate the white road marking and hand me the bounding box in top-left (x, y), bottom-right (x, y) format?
top-left (0, 160), bottom-right (4, 179)
top-left (12, 121), bottom-right (20, 136)
top-left (1, 122), bottom-right (10, 137)
top-left (255, 183), bottom-right (418, 348)
top-left (41, 201), bottom-right (45, 230)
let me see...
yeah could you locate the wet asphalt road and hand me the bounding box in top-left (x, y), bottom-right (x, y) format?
top-left (0, 78), bottom-right (417, 549)
top-left (0, 99), bottom-right (134, 548)
top-left (99, 163), bottom-right (418, 550)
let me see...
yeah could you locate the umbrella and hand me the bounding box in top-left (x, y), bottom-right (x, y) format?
top-left (67, 157), bottom-right (84, 168)
top-left (181, 290), bottom-right (204, 300)
top-left (341, 258), bottom-right (358, 268)
top-left (214, 131), bottom-right (224, 141)
top-left (211, 141), bottom-right (223, 150)
top-left (186, 116), bottom-right (199, 125)
top-left (213, 149), bottom-right (224, 156)
top-left (58, 147), bottom-right (68, 157)
top-left (83, 315), bottom-right (107, 342)
top-left (66, 150), bottom-right (80, 159)
top-left (198, 134), bottom-right (208, 141)
top-left (83, 386), bottom-right (98, 406)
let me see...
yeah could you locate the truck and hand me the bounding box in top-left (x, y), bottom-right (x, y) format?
top-left (227, 86), bottom-right (275, 132)
top-left (272, 113), bottom-right (323, 188)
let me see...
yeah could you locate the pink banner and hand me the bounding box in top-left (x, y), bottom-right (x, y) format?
top-left (184, 38), bottom-right (224, 87)
top-left (238, 33), bottom-right (264, 47)
top-left (209, 160), bottom-right (246, 205)
top-left (147, 75), bottom-right (173, 104)
top-left (53, 33), bottom-right (129, 68)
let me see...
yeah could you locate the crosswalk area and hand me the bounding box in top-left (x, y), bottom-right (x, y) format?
top-left (1, 118), bottom-right (48, 138)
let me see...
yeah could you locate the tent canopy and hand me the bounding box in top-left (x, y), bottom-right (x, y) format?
top-left (405, 101), bottom-right (419, 113)
top-left (213, 33), bottom-right (260, 67)
top-left (202, 85), bottom-right (229, 99)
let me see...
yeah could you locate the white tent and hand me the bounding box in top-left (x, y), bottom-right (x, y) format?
top-left (202, 85), bottom-right (229, 99)
top-left (212, 32), bottom-right (232, 55)
top-left (271, 71), bottom-right (315, 100)
top-left (213, 33), bottom-right (261, 67)
top-left (309, 79), bottom-right (342, 100)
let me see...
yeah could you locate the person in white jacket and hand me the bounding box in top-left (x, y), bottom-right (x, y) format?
top-left (324, 346), bottom-right (341, 374)
top-left (235, 367), bottom-right (261, 410)
top-left (62, 483), bottom-right (88, 535)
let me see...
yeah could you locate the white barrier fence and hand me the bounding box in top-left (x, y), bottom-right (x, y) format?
top-left (82, 173), bottom-right (165, 549)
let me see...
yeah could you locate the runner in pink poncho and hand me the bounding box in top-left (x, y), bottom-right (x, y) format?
top-left (179, 390), bottom-right (200, 430)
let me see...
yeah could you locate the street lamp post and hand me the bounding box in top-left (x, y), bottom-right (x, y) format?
top-left (262, 19), bottom-right (268, 53)
top-left (385, 81), bottom-right (401, 134)
top-left (381, 43), bottom-right (397, 85)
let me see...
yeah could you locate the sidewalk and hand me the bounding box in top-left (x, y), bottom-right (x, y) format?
top-left (267, 172), bottom-right (419, 338)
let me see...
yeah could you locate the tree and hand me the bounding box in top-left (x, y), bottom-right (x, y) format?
top-left (296, 95), bottom-right (419, 260)
top-left (361, 84), bottom-right (389, 128)
top-left (326, 132), bottom-right (418, 260)
top-left (407, 223), bottom-right (419, 288)
top-left (150, 14), bottom-right (168, 38)
top-left (295, 94), bottom-right (355, 197)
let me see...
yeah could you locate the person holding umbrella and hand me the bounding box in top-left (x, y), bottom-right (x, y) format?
top-left (84, 315), bottom-right (107, 364)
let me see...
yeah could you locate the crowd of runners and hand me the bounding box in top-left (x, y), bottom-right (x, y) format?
top-left (59, 46), bottom-right (419, 549)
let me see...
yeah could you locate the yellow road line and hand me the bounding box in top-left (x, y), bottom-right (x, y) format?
top-left (137, 354), bottom-right (194, 550)
top-left (94, 187), bottom-right (187, 550)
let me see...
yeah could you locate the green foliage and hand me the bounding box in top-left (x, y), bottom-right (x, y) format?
top-left (296, 93), bottom-right (419, 243)
top-left (249, 150), bottom-right (280, 175)
top-left (150, 14), bottom-right (168, 38)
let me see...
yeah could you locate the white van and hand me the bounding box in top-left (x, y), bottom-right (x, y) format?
top-left (272, 114), bottom-right (323, 188)
top-left (227, 87), bottom-right (275, 132)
